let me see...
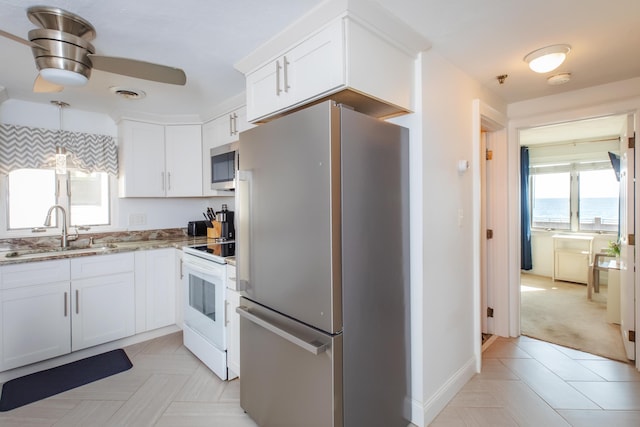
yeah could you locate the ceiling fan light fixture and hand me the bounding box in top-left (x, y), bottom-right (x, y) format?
top-left (524, 44), bottom-right (571, 73)
top-left (40, 68), bottom-right (88, 86)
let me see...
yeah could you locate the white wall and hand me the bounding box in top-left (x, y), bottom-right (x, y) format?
top-left (0, 99), bottom-right (229, 234)
top-left (415, 50), bottom-right (507, 425)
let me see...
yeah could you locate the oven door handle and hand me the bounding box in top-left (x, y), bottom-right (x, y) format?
top-left (183, 261), bottom-right (222, 280)
top-left (236, 306), bottom-right (327, 355)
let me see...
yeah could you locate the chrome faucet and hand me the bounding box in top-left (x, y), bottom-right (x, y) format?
top-left (44, 205), bottom-right (69, 248)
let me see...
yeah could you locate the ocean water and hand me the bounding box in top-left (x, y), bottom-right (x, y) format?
top-left (532, 197), bottom-right (618, 224)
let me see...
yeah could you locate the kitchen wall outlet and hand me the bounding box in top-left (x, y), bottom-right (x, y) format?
top-left (129, 213), bottom-right (147, 226)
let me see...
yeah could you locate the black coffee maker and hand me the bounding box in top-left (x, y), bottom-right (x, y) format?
top-left (216, 204), bottom-right (235, 240)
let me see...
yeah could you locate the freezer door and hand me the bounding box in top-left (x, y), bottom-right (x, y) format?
top-left (237, 297), bottom-right (342, 427)
top-left (238, 101), bottom-right (342, 333)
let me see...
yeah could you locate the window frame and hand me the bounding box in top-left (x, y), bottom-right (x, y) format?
top-left (529, 161), bottom-right (619, 234)
top-left (0, 171), bottom-right (119, 238)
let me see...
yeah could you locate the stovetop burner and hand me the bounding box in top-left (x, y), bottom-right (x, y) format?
top-left (183, 241), bottom-right (235, 264)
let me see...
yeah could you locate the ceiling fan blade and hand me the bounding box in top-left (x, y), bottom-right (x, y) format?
top-left (88, 54), bottom-right (187, 85)
top-left (0, 28), bottom-right (48, 50)
top-left (33, 74), bottom-right (64, 93)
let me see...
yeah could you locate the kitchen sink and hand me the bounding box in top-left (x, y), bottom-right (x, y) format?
top-left (3, 243), bottom-right (118, 259)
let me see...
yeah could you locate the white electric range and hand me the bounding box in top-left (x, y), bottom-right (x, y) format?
top-left (181, 241), bottom-right (236, 380)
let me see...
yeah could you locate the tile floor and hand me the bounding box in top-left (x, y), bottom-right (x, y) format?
top-left (0, 332), bottom-right (258, 427)
top-left (1, 332), bottom-right (639, 426)
top-left (432, 335), bottom-right (640, 427)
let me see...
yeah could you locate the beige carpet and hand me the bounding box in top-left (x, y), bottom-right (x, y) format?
top-left (520, 273), bottom-right (629, 362)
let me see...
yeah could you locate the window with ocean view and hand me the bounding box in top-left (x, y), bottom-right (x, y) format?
top-left (578, 169), bottom-right (619, 232)
top-left (531, 172), bottom-right (571, 230)
top-left (529, 166), bottom-right (618, 233)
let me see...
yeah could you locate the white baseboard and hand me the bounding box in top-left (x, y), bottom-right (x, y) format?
top-left (417, 356), bottom-right (477, 426)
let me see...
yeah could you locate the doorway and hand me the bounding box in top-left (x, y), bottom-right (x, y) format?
top-left (518, 114), bottom-right (633, 362)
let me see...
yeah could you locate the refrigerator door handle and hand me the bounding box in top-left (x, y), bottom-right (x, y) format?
top-left (236, 306), bottom-right (328, 355)
top-left (236, 170), bottom-right (252, 292)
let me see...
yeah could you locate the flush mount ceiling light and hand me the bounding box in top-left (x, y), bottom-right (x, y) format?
top-left (547, 72), bottom-right (572, 85)
top-left (523, 44), bottom-right (571, 73)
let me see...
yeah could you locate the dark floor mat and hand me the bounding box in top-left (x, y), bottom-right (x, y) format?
top-left (0, 349), bottom-right (132, 412)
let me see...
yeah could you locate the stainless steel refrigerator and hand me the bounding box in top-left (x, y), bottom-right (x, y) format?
top-left (236, 100), bottom-right (410, 427)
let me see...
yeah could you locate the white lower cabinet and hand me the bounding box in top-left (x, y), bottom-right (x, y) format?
top-left (71, 272), bottom-right (135, 352)
top-left (134, 248), bottom-right (177, 333)
top-left (0, 281), bottom-right (71, 371)
top-left (0, 259), bottom-right (71, 371)
top-left (71, 254), bottom-right (135, 352)
top-left (0, 254), bottom-right (135, 372)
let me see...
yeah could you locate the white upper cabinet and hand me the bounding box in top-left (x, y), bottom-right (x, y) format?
top-left (246, 21), bottom-right (344, 122)
top-left (119, 120), bottom-right (203, 197)
top-left (206, 106), bottom-right (253, 148)
top-left (118, 121), bottom-right (165, 197)
top-left (165, 125), bottom-right (203, 197)
top-left (237, 4), bottom-right (429, 123)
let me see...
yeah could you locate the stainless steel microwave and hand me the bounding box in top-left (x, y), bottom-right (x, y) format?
top-left (210, 141), bottom-right (238, 191)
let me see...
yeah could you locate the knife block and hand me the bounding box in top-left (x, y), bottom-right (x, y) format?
top-left (208, 221), bottom-right (222, 239)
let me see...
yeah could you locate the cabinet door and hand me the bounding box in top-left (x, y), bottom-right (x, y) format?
top-left (246, 21), bottom-right (344, 122)
top-left (234, 106), bottom-right (256, 135)
top-left (145, 248), bottom-right (177, 330)
top-left (119, 121), bottom-right (166, 197)
top-left (212, 113), bottom-right (237, 146)
top-left (286, 20), bottom-right (344, 107)
top-left (246, 59), bottom-right (284, 122)
top-left (165, 125), bottom-right (203, 197)
top-left (0, 282), bottom-right (70, 371)
top-left (71, 272), bottom-right (135, 351)
top-left (226, 287), bottom-right (240, 379)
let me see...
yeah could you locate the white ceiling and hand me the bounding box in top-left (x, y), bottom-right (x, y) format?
top-left (0, 0), bottom-right (639, 123)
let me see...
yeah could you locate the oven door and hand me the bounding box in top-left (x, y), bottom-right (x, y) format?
top-left (183, 256), bottom-right (226, 351)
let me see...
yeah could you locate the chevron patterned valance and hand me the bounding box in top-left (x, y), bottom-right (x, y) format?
top-left (0, 123), bottom-right (118, 176)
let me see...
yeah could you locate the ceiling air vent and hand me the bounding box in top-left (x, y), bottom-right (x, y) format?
top-left (109, 86), bottom-right (146, 100)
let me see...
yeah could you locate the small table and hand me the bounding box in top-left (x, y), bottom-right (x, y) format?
top-left (588, 253), bottom-right (620, 300)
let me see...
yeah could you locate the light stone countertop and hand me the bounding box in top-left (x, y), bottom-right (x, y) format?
top-left (0, 229), bottom-right (210, 265)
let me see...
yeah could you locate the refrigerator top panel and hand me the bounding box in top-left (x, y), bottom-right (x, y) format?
top-left (238, 101), bottom-right (343, 334)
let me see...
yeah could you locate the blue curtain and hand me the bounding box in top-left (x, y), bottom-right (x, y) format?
top-left (520, 146), bottom-right (533, 270)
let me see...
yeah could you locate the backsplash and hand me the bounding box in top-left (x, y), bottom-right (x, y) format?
top-left (0, 228), bottom-right (189, 251)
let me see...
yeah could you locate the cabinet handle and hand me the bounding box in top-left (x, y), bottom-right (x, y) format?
top-left (229, 276), bottom-right (236, 282)
top-left (275, 60), bottom-right (282, 95)
top-left (180, 258), bottom-right (183, 279)
top-left (229, 113), bottom-right (234, 136)
top-left (232, 113), bottom-right (238, 135)
top-left (167, 172), bottom-right (172, 190)
top-left (64, 292), bottom-right (68, 317)
top-left (283, 55), bottom-right (290, 93)
top-left (75, 289), bottom-right (79, 314)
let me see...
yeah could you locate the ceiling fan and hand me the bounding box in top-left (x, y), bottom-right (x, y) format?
top-left (0, 5), bottom-right (187, 93)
